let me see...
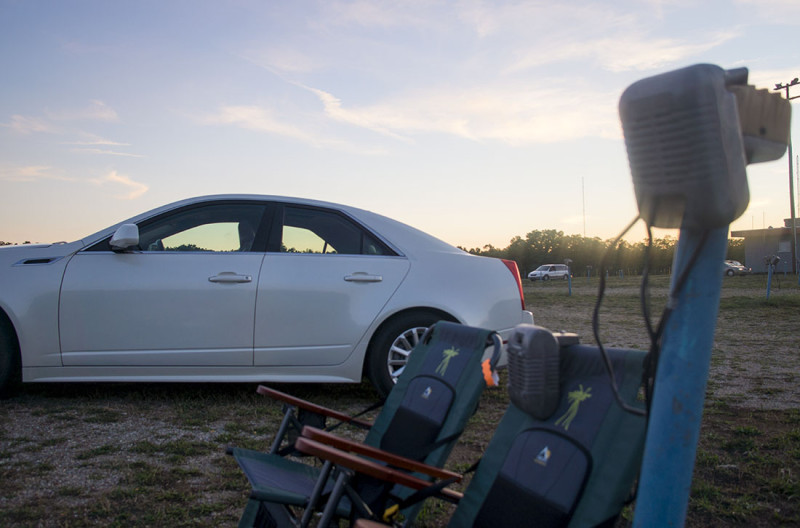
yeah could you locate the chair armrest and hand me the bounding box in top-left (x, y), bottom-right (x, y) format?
top-left (256, 385), bottom-right (373, 430)
top-left (300, 426), bottom-right (462, 482)
top-left (294, 437), bottom-right (464, 503)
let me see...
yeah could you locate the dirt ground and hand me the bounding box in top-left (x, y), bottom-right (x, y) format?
top-left (0, 275), bottom-right (798, 526)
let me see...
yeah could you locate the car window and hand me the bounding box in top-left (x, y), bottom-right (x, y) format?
top-left (279, 205), bottom-right (392, 256)
top-left (155, 222), bottom-right (241, 252)
top-left (87, 202), bottom-right (267, 252)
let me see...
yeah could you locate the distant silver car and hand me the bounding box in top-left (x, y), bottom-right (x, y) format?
top-left (0, 195), bottom-right (534, 397)
top-left (527, 264), bottom-right (570, 281)
top-left (723, 260), bottom-right (750, 276)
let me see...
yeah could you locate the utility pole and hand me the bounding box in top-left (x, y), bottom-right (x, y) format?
top-left (582, 177), bottom-right (586, 238)
top-left (773, 77), bottom-right (799, 275)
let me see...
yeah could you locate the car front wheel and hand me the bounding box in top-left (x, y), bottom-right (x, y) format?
top-left (542, 275), bottom-right (550, 281)
top-left (0, 319), bottom-right (21, 398)
top-left (366, 312), bottom-right (452, 397)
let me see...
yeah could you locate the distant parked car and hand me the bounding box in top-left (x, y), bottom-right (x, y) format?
top-left (528, 264), bottom-right (570, 281)
top-left (723, 260), bottom-right (750, 276)
top-left (0, 194), bottom-right (534, 397)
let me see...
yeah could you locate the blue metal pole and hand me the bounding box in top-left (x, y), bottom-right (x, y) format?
top-left (568, 273), bottom-right (572, 296)
top-left (633, 226), bottom-right (728, 527)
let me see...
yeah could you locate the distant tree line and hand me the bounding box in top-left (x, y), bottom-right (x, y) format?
top-left (0, 241), bottom-right (31, 246)
top-left (0, 232), bottom-right (747, 277)
top-left (460, 229), bottom-right (745, 277)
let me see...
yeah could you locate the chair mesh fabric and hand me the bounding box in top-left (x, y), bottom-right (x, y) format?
top-left (380, 376), bottom-right (455, 460)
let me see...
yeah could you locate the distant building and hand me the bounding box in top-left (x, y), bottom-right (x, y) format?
top-left (730, 218), bottom-right (798, 273)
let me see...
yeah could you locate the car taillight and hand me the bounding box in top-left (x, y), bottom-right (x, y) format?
top-left (501, 259), bottom-right (526, 310)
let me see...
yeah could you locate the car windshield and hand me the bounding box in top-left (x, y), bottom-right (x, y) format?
top-left (535, 265), bottom-right (549, 271)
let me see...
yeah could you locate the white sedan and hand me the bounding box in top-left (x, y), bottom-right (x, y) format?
top-left (0, 195), bottom-right (533, 397)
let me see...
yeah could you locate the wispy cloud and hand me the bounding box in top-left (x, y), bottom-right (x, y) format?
top-left (592, 31), bottom-right (740, 72)
top-left (65, 133), bottom-right (141, 156)
top-left (66, 136), bottom-right (131, 147)
top-left (505, 30), bottom-right (739, 73)
top-left (201, 104), bottom-right (389, 154)
top-left (46, 100), bottom-right (119, 122)
top-left (3, 102), bottom-right (140, 156)
top-left (1, 165), bottom-right (147, 199)
top-left (735, 0), bottom-right (800, 20)
top-left (4, 101), bottom-right (120, 135)
top-left (0, 165), bottom-right (73, 182)
top-left (71, 147), bottom-right (144, 158)
top-left (458, 2), bottom-right (741, 74)
top-left (297, 80), bottom-right (620, 144)
top-left (4, 101), bottom-right (120, 133)
top-left (320, 0), bottom-right (436, 29)
top-left (204, 105), bottom-right (316, 141)
top-left (314, 2), bottom-right (739, 74)
top-left (241, 47), bottom-right (320, 75)
top-left (301, 85), bottom-right (410, 141)
top-left (89, 170), bottom-right (149, 200)
top-left (4, 115), bottom-right (59, 135)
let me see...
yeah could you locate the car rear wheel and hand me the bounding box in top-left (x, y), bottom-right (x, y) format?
top-left (726, 269), bottom-right (734, 276)
top-left (563, 274), bottom-right (569, 280)
top-left (0, 319), bottom-right (21, 399)
top-left (366, 311), bottom-right (453, 398)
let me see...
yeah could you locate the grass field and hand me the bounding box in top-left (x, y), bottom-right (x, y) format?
top-left (0, 274), bottom-right (798, 526)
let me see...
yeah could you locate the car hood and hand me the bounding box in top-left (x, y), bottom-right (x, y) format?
top-left (0, 240), bottom-right (85, 266)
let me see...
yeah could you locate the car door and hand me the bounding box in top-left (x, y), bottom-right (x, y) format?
top-left (59, 201), bottom-right (268, 367)
top-left (253, 204), bottom-right (410, 366)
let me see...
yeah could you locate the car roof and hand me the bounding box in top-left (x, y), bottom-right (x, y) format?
top-left (79, 194), bottom-right (464, 257)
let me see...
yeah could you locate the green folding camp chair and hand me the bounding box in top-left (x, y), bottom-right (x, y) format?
top-left (228, 321), bottom-right (502, 527)
top-left (299, 325), bottom-right (648, 528)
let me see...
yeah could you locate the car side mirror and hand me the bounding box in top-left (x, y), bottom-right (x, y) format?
top-left (110, 224), bottom-right (140, 251)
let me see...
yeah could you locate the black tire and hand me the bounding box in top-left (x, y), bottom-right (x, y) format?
top-left (0, 319), bottom-right (21, 399)
top-left (726, 269), bottom-right (734, 277)
top-left (542, 275), bottom-right (550, 281)
top-left (366, 311), bottom-right (452, 397)
top-left (563, 274), bottom-right (569, 281)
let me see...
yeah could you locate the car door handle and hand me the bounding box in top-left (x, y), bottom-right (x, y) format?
top-left (209, 272), bottom-right (253, 284)
top-left (344, 273), bottom-right (383, 283)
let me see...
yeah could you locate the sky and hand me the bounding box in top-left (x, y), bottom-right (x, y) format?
top-left (1, 0), bottom-right (799, 249)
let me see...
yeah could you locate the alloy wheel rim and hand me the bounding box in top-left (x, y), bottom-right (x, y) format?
top-left (386, 326), bottom-right (428, 383)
